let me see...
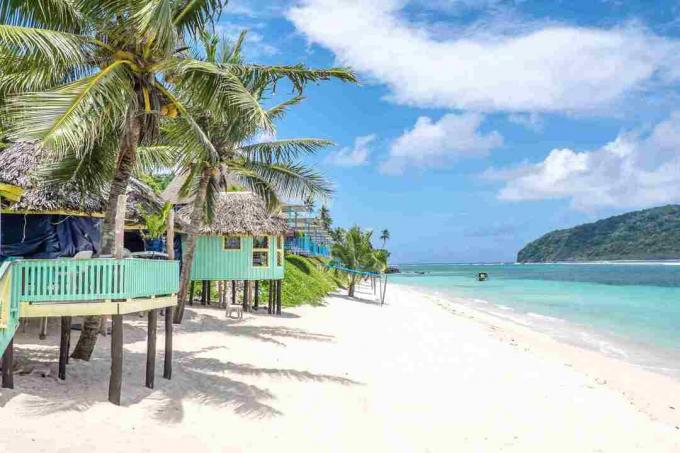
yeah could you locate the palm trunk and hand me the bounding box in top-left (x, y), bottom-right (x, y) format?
top-left (174, 166), bottom-right (211, 324)
top-left (348, 274), bottom-right (357, 297)
top-left (71, 115), bottom-right (141, 361)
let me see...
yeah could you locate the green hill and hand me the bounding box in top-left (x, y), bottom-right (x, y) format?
top-left (517, 205), bottom-right (680, 263)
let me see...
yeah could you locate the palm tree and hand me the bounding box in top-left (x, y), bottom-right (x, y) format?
top-left (380, 229), bottom-right (391, 249)
top-left (162, 33), bottom-right (344, 323)
top-left (332, 226), bottom-right (381, 297)
top-left (319, 205), bottom-right (332, 231)
top-left (0, 2), bottom-right (355, 360)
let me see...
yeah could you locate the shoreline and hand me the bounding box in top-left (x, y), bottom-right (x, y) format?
top-left (392, 282), bottom-right (680, 429)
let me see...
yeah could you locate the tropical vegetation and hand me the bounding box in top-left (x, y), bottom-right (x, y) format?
top-left (0, 0), bottom-right (355, 358)
top-left (331, 226), bottom-right (388, 297)
top-left (160, 32), bottom-right (349, 323)
top-left (517, 205), bottom-right (680, 262)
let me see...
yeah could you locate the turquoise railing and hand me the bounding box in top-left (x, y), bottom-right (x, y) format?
top-left (285, 237), bottom-right (330, 258)
top-left (11, 258), bottom-right (179, 303)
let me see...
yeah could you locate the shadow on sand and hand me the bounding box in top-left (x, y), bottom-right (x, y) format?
top-left (0, 307), bottom-right (357, 422)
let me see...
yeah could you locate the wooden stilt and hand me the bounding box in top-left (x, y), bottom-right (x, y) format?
top-left (59, 316), bottom-right (71, 380)
top-left (243, 281), bottom-right (250, 312)
top-left (189, 280), bottom-right (195, 306)
top-left (39, 317), bottom-right (48, 340)
top-left (108, 314), bottom-right (123, 405)
top-left (268, 280), bottom-right (273, 314)
top-left (2, 338), bottom-right (14, 389)
top-left (146, 309), bottom-right (157, 389)
top-left (163, 307), bottom-right (173, 380)
top-left (201, 281), bottom-right (207, 306)
top-left (276, 280), bottom-right (282, 315)
top-left (254, 281), bottom-right (260, 310)
top-left (206, 280), bottom-right (211, 306)
top-left (231, 280), bottom-right (236, 305)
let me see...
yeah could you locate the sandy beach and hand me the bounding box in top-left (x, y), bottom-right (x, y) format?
top-left (1, 281), bottom-right (679, 452)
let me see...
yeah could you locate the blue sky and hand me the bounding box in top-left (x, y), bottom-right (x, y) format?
top-left (218, 0), bottom-right (680, 263)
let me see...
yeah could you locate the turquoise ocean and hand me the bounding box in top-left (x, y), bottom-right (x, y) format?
top-left (390, 263), bottom-right (680, 376)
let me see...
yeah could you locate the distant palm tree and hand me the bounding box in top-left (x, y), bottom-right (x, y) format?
top-left (319, 205), bottom-right (332, 230)
top-left (332, 226), bottom-right (381, 297)
top-left (380, 229), bottom-right (391, 249)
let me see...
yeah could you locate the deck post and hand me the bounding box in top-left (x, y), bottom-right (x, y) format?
top-left (163, 306), bottom-right (173, 380)
top-left (254, 281), bottom-right (259, 310)
top-left (231, 281), bottom-right (236, 305)
top-left (189, 281), bottom-right (195, 306)
top-left (59, 316), bottom-right (71, 380)
top-left (207, 280), bottom-right (212, 305)
top-left (243, 281), bottom-right (250, 312)
top-left (276, 280), bottom-right (282, 315)
top-left (146, 309), bottom-right (157, 389)
top-left (2, 338), bottom-right (14, 389)
top-left (109, 314), bottom-right (123, 405)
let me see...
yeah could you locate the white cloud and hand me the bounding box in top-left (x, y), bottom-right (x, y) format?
top-left (380, 113), bottom-right (502, 175)
top-left (508, 113), bottom-right (543, 131)
top-left (488, 113), bottom-right (680, 210)
top-left (287, 0), bottom-right (680, 114)
top-left (326, 134), bottom-right (375, 166)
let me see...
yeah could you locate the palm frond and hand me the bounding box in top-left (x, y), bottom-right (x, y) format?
top-left (240, 138), bottom-right (333, 163)
top-left (0, 24), bottom-right (97, 67)
top-left (136, 145), bottom-right (178, 175)
top-left (173, 0), bottom-right (224, 37)
top-left (6, 60), bottom-right (135, 156)
top-left (0, 0), bottom-right (84, 31)
top-left (231, 159), bottom-right (333, 202)
top-left (131, 0), bottom-right (177, 55)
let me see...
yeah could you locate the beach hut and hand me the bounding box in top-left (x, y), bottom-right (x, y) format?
top-left (0, 141), bottom-right (179, 404)
top-left (163, 178), bottom-right (286, 314)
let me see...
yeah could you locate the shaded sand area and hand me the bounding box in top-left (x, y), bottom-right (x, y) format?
top-left (1, 282), bottom-right (680, 452)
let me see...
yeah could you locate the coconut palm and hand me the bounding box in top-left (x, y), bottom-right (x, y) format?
top-left (158, 33), bottom-right (343, 323)
top-left (319, 205), bottom-right (332, 231)
top-left (380, 229), bottom-right (390, 249)
top-left (331, 226), bottom-right (382, 297)
top-left (1, 2), bottom-right (355, 359)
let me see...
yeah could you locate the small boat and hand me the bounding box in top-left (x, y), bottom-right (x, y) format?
top-left (477, 272), bottom-right (489, 281)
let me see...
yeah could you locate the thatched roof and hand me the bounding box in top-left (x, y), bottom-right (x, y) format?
top-left (180, 192), bottom-right (286, 236)
top-left (0, 141), bottom-right (164, 221)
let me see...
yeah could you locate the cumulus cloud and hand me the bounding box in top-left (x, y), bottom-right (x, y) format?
top-left (326, 134), bottom-right (375, 166)
top-left (380, 113), bottom-right (503, 175)
top-left (487, 113), bottom-right (680, 210)
top-left (287, 0), bottom-right (680, 114)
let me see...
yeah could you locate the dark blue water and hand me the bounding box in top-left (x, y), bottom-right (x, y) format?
top-left (391, 263), bottom-right (680, 372)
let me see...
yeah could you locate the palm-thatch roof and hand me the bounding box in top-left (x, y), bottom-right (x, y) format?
top-left (0, 141), bottom-right (164, 221)
top-left (179, 192), bottom-right (286, 236)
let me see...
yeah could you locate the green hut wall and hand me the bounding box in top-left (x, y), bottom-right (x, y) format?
top-left (190, 235), bottom-right (284, 281)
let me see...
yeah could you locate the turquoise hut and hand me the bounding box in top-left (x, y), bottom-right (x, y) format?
top-left (171, 190), bottom-right (287, 313)
top-left (184, 192), bottom-right (286, 282)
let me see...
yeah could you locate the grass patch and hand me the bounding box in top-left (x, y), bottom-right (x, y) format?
top-left (280, 255), bottom-right (347, 307)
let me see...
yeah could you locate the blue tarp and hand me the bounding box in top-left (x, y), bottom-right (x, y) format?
top-left (0, 213), bottom-right (101, 260)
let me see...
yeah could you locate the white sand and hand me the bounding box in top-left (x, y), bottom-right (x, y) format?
top-left (1, 281), bottom-right (680, 452)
